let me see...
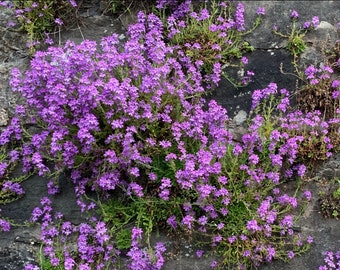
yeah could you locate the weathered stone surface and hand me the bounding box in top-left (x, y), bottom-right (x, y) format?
top-left (243, 1), bottom-right (340, 49)
top-left (212, 49), bottom-right (297, 117)
top-left (233, 110), bottom-right (247, 126)
top-left (317, 153), bottom-right (340, 180)
top-left (0, 5), bottom-right (29, 119)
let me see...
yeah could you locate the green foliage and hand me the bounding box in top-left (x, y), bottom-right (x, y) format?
top-left (99, 195), bottom-right (183, 248)
top-left (116, 229), bottom-right (132, 250)
top-left (105, 0), bottom-right (156, 14)
top-left (273, 17), bottom-right (307, 58)
top-left (38, 246), bottom-right (64, 270)
top-left (12, 0), bottom-right (76, 53)
top-left (287, 34), bottom-right (306, 56)
top-left (319, 178), bottom-right (340, 220)
top-left (295, 42), bottom-right (340, 161)
top-left (163, 1), bottom-right (261, 81)
top-left (0, 146), bottom-right (29, 205)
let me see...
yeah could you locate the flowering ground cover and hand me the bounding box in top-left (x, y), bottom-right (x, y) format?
top-left (0, 0), bottom-right (339, 269)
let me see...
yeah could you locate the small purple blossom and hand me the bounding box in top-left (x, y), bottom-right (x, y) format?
top-left (332, 80), bottom-right (340, 89)
top-left (54, 18), bottom-right (63, 26)
top-left (181, 214), bottom-right (195, 230)
top-left (196, 250), bottom-right (204, 258)
top-left (287, 250), bottom-right (295, 259)
top-left (69, 0), bottom-right (77, 7)
top-left (256, 7), bottom-right (265, 16)
top-left (198, 8), bottom-right (209, 21)
top-left (303, 21), bottom-right (311, 29)
top-left (246, 219), bottom-right (262, 233)
top-left (241, 56), bottom-right (248, 65)
top-left (303, 190), bottom-right (312, 201)
top-left (290, 10), bottom-right (299, 19)
top-left (167, 215), bottom-right (177, 229)
top-left (311, 16), bottom-right (320, 28)
top-left (307, 235), bottom-right (313, 244)
top-left (0, 219), bottom-right (11, 232)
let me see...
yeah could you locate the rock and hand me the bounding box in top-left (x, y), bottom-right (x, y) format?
top-left (317, 153), bottom-right (340, 180)
top-left (0, 108), bottom-right (8, 127)
top-left (233, 110), bottom-right (247, 126)
top-left (300, 47), bottom-right (324, 67)
top-left (56, 15), bottom-right (125, 45)
top-left (305, 21), bottom-right (338, 49)
top-left (243, 1), bottom-right (340, 49)
top-left (211, 49), bottom-right (297, 116)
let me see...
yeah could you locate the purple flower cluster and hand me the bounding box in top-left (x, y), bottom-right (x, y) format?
top-left (163, 0), bottom-right (261, 85)
top-left (28, 197), bottom-right (122, 270)
top-left (273, 10), bottom-right (320, 57)
top-left (304, 64), bottom-right (334, 85)
top-left (319, 250), bottom-right (340, 270)
top-left (127, 227), bottom-right (166, 270)
top-left (0, 218), bottom-right (11, 232)
top-left (4, 0), bottom-right (77, 49)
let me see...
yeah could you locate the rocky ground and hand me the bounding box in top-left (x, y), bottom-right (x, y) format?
top-left (0, 1), bottom-right (339, 269)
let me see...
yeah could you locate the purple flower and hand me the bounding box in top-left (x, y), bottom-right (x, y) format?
top-left (47, 181), bottom-right (59, 195)
top-left (24, 264), bottom-right (40, 270)
top-left (277, 194), bottom-right (297, 208)
top-left (310, 78), bottom-right (319, 85)
top-left (243, 250), bottom-right (251, 257)
top-left (256, 7), bottom-right (265, 16)
top-left (266, 246), bottom-right (276, 262)
top-left (305, 65), bottom-right (318, 79)
top-left (246, 219), bottom-right (262, 233)
top-left (196, 250), bottom-right (204, 258)
top-left (249, 154), bottom-right (259, 165)
top-left (128, 183), bottom-right (144, 197)
top-left (235, 3), bottom-right (245, 31)
top-left (97, 172), bottom-right (119, 191)
top-left (303, 21), bottom-right (311, 29)
top-left (307, 235), bottom-right (313, 244)
top-left (269, 154), bottom-right (282, 168)
top-left (297, 164), bottom-right (306, 176)
top-left (303, 190), bottom-right (312, 201)
top-left (0, 219), bottom-right (11, 232)
top-left (8, 150), bottom-right (19, 162)
top-left (290, 10), bottom-right (299, 19)
top-left (311, 16), bottom-right (320, 28)
top-left (210, 260), bottom-right (218, 268)
top-left (131, 227), bottom-right (143, 242)
top-left (167, 215), bottom-right (177, 229)
top-left (2, 181), bottom-right (24, 195)
top-left (277, 96), bottom-right (290, 113)
top-left (228, 235), bottom-right (237, 244)
top-left (181, 214), bottom-right (195, 230)
top-left (54, 18), bottom-right (63, 26)
top-left (213, 234), bottom-right (222, 245)
top-left (64, 256), bottom-right (75, 270)
top-left (218, 176), bottom-right (228, 184)
top-left (159, 140), bottom-right (172, 148)
top-left (198, 8), bottom-right (209, 21)
top-left (332, 91), bottom-right (340, 99)
top-left (69, 0), bottom-right (77, 7)
top-left (229, 143), bottom-right (242, 157)
top-left (241, 56), bottom-right (248, 65)
top-left (280, 215), bottom-right (293, 228)
top-left (0, 162), bottom-right (8, 177)
top-left (287, 251), bottom-right (295, 259)
top-left (332, 80), bottom-right (340, 89)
